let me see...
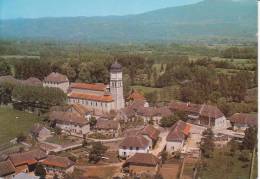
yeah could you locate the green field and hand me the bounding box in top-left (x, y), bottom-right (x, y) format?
top-left (0, 106), bottom-right (41, 144)
top-left (131, 85), bottom-right (163, 94)
top-left (199, 147), bottom-right (257, 179)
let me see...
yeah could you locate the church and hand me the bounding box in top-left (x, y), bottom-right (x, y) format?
top-left (43, 62), bottom-right (125, 113)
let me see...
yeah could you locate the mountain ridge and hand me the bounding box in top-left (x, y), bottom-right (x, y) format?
top-left (0, 0), bottom-right (257, 43)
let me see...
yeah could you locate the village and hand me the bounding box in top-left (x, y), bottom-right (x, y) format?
top-left (0, 62), bottom-right (257, 179)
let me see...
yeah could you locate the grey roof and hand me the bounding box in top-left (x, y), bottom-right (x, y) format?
top-left (110, 62), bottom-right (122, 72)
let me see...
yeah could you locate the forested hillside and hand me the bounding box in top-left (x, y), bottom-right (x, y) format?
top-left (0, 41), bottom-right (257, 117)
top-left (0, 0), bottom-right (257, 43)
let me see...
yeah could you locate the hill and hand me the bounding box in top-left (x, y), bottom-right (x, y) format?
top-left (0, 0), bottom-right (257, 43)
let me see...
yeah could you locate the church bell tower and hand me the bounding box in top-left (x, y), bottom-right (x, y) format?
top-left (110, 62), bottom-right (125, 110)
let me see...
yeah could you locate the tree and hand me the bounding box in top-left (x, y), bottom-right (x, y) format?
top-left (17, 133), bottom-right (26, 143)
top-left (242, 127), bottom-right (257, 151)
top-left (34, 164), bottom-right (46, 179)
top-left (0, 60), bottom-right (11, 76)
top-left (88, 142), bottom-right (108, 163)
top-left (53, 174), bottom-right (59, 179)
top-left (78, 63), bottom-right (91, 82)
top-left (160, 151), bottom-right (168, 164)
top-left (145, 91), bottom-right (158, 106)
top-left (89, 116), bottom-right (97, 128)
top-left (12, 84), bottom-right (67, 110)
top-left (228, 138), bottom-right (240, 156)
top-left (238, 150), bottom-right (250, 162)
top-left (200, 129), bottom-right (215, 158)
top-left (160, 115), bottom-right (179, 127)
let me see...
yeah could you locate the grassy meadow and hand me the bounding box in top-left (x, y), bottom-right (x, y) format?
top-left (0, 106), bottom-right (41, 144)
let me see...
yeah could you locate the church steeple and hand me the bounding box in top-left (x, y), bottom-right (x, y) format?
top-left (110, 62), bottom-right (125, 110)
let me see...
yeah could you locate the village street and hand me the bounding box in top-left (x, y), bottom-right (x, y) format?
top-left (151, 127), bottom-right (169, 156)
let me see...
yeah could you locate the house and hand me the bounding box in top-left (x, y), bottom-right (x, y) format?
top-left (30, 123), bottom-right (51, 141)
top-left (229, 113), bottom-right (257, 131)
top-left (94, 119), bottom-right (121, 137)
top-left (66, 103), bottom-right (93, 120)
top-left (166, 120), bottom-right (191, 153)
top-left (49, 111), bottom-right (90, 137)
top-left (198, 104), bottom-right (229, 129)
top-left (136, 107), bottom-right (156, 124)
top-left (8, 149), bottom-right (47, 173)
top-left (41, 155), bottom-right (74, 174)
top-left (43, 72), bottom-right (70, 93)
top-left (141, 125), bottom-right (160, 148)
top-left (119, 135), bottom-right (150, 158)
top-left (0, 160), bottom-right (16, 179)
top-left (13, 173), bottom-right (40, 179)
top-left (169, 101), bottom-right (229, 129)
top-left (123, 153), bottom-right (161, 175)
top-left (153, 106), bottom-right (173, 124)
top-left (117, 100), bottom-right (145, 122)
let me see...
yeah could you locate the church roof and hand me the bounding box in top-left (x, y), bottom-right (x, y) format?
top-left (68, 92), bottom-right (113, 102)
top-left (70, 83), bottom-right (106, 91)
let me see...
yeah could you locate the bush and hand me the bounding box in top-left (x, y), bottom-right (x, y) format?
top-left (34, 164), bottom-right (46, 179)
top-left (160, 115), bottom-right (179, 127)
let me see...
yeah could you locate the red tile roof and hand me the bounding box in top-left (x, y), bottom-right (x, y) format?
top-left (68, 104), bottom-right (93, 116)
top-left (169, 101), bottom-right (225, 120)
top-left (125, 153), bottom-right (160, 167)
top-left (168, 101), bottom-right (201, 114)
top-left (127, 89), bottom-right (145, 101)
top-left (49, 111), bottom-right (88, 126)
top-left (120, 135), bottom-right (150, 149)
top-left (68, 92), bottom-right (113, 102)
top-left (44, 72), bottom-right (69, 83)
top-left (70, 83), bottom-right (106, 91)
top-left (141, 125), bottom-right (160, 141)
top-left (41, 155), bottom-right (74, 169)
top-left (166, 120), bottom-right (191, 142)
top-left (0, 160), bottom-right (15, 177)
top-left (8, 149), bottom-right (47, 167)
top-left (229, 113), bottom-right (257, 126)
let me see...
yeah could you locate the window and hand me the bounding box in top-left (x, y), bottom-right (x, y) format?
top-left (136, 147), bottom-right (139, 150)
top-left (130, 147), bottom-right (133, 150)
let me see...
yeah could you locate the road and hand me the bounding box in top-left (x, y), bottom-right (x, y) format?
top-left (151, 128), bottom-right (169, 156)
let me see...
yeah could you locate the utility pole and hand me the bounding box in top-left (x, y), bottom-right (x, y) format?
top-left (249, 146), bottom-right (256, 179)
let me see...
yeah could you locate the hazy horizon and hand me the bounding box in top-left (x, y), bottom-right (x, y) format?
top-left (0, 0), bottom-right (202, 20)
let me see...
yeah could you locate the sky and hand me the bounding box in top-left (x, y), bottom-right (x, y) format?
top-left (0, 0), bottom-right (202, 19)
